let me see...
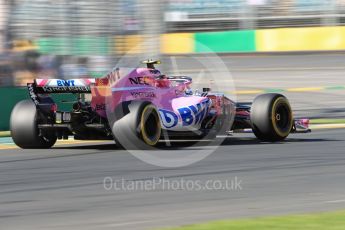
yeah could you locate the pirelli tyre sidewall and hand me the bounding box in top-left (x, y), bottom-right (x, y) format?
top-left (112, 101), bottom-right (161, 149)
top-left (10, 100), bottom-right (57, 149)
top-left (250, 94), bottom-right (293, 142)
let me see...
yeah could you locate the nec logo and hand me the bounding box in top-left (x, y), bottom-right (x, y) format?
top-left (57, 80), bottom-right (75, 87)
top-left (129, 77), bottom-right (149, 85)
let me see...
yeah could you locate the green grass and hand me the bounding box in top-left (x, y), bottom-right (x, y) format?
top-left (162, 210), bottom-right (345, 230)
top-left (310, 119), bottom-right (345, 125)
top-left (0, 131), bottom-right (10, 137)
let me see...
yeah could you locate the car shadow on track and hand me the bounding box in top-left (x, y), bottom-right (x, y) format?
top-left (52, 136), bottom-right (336, 150)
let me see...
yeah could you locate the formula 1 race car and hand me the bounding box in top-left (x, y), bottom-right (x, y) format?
top-left (10, 60), bottom-right (310, 149)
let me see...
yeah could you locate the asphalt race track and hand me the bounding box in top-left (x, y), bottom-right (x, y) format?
top-left (1, 54), bottom-right (345, 230)
top-left (1, 129), bottom-right (345, 230)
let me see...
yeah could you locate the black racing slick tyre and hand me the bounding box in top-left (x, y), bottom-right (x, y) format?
top-left (112, 101), bottom-right (161, 149)
top-left (10, 100), bottom-right (57, 149)
top-left (250, 94), bottom-right (293, 142)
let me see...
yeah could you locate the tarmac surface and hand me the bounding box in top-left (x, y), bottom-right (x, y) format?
top-left (1, 53), bottom-right (345, 230)
top-left (1, 129), bottom-right (345, 230)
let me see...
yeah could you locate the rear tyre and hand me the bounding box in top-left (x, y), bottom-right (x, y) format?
top-left (112, 101), bottom-right (161, 149)
top-left (250, 94), bottom-right (293, 142)
top-left (10, 100), bottom-right (57, 149)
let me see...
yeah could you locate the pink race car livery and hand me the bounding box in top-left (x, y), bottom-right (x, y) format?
top-left (10, 60), bottom-right (310, 149)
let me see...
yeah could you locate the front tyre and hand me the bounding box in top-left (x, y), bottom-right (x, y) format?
top-left (10, 100), bottom-right (57, 149)
top-left (112, 101), bottom-right (161, 149)
top-left (250, 94), bottom-right (293, 142)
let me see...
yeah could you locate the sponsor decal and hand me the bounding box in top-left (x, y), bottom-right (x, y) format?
top-left (130, 91), bottom-right (156, 98)
top-left (129, 77), bottom-right (150, 85)
top-left (35, 79), bottom-right (92, 93)
top-left (159, 109), bottom-right (179, 129)
top-left (178, 99), bottom-right (211, 126)
top-left (106, 68), bottom-right (120, 85)
top-left (41, 86), bottom-right (91, 93)
top-left (57, 80), bottom-right (75, 87)
top-left (159, 99), bottom-right (212, 129)
top-left (27, 83), bottom-right (40, 105)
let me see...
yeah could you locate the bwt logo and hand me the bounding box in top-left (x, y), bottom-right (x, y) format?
top-left (159, 99), bottom-right (212, 128)
top-left (57, 80), bottom-right (75, 87)
top-left (178, 99), bottom-right (211, 126)
top-left (159, 110), bottom-right (178, 129)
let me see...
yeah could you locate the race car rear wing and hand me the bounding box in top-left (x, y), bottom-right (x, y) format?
top-left (28, 78), bottom-right (95, 105)
top-left (32, 79), bottom-right (95, 94)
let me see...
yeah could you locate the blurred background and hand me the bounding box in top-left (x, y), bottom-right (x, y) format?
top-left (1, 0), bottom-right (345, 130)
top-left (1, 0), bottom-right (345, 86)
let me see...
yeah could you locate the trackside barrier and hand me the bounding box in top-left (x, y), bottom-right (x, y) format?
top-left (35, 26), bottom-right (345, 54)
top-left (0, 87), bottom-right (76, 131)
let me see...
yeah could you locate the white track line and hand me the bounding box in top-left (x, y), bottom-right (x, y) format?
top-left (325, 199), bottom-right (345, 204)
